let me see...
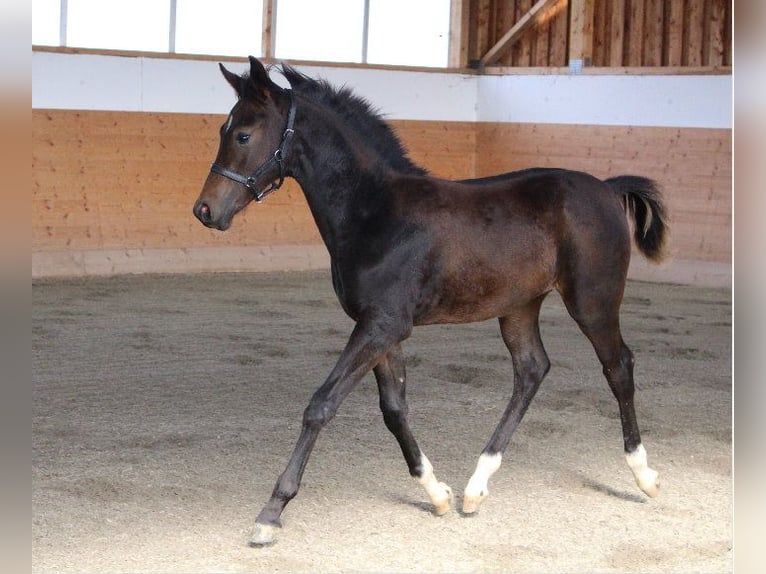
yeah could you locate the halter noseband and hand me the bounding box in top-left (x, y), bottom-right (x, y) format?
top-left (210, 89), bottom-right (297, 202)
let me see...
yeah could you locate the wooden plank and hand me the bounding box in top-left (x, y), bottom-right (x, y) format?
top-left (609, 0), bottom-right (626, 66)
top-left (261, 0), bottom-right (275, 59)
top-left (666, 0), bottom-right (685, 66)
top-left (592, 0), bottom-right (607, 66)
top-left (392, 120), bottom-right (477, 179)
top-left (448, 0), bottom-right (471, 67)
top-left (684, 0), bottom-right (705, 66)
top-left (723, 0), bottom-right (732, 66)
top-left (534, 0), bottom-right (566, 65)
top-left (533, 4), bottom-right (551, 66)
top-left (519, 0), bottom-right (534, 66)
top-left (467, 0), bottom-right (480, 63)
top-left (506, 0), bottom-right (518, 65)
top-left (499, 0), bottom-right (518, 66)
top-left (471, 0), bottom-right (494, 65)
top-left (706, 0), bottom-right (727, 66)
top-left (548, 0), bottom-right (568, 66)
top-left (480, 0), bottom-right (558, 67)
top-left (642, 0), bottom-right (664, 66)
top-left (568, 0), bottom-right (595, 66)
top-left (626, 0), bottom-right (645, 66)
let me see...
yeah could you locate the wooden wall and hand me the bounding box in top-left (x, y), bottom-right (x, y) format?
top-left (32, 110), bottom-right (476, 275)
top-left (32, 109), bottom-right (730, 284)
top-left (468, 0), bottom-right (732, 68)
top-left (475, 123), bottom-right (732, 266)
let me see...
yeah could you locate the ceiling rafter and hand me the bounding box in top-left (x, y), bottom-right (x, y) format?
top-left (479, 0), bottom-right (559, 68)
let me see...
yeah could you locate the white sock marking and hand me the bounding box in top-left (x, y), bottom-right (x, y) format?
top-left (416, 454), bottom-right (451, 513)
top-left (464, 452), bottom-right (502, 501)
top-left (626, 443), bottom-right (660, 496)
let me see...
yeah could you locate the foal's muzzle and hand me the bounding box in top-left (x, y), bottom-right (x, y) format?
top-left (193, 198), bottom-right (231, 230)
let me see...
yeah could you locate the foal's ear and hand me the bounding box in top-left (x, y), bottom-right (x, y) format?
top-left (246, 55), bottom-right (278, 103)
top-left (219, 57), bottom-right (277, 103)
top-left (219, 63), bottom-right (244, 97)
top-left (248, 56), bottom-right (271, 88)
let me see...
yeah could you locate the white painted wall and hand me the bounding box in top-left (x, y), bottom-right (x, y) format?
top-left (477, 74), bottom-right (732, 128)
top-left (31, 52), bottom-right (478, 121)
top-left (32, 51), bottom-right (731, 129)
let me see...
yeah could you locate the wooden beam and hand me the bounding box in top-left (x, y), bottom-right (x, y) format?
top-left (448, 0), bottom-right (471, 68)
top-left (626, 0), bottom-right (645, 66)
top-left (548, 0), bottom-right (568, 66)
top-left (479, 0), bottom-right (558, 67)
top-left (707, 0), bottom-right (727, 67)
top-left (643, 0), bottom-right (664, 67)
top-left (685, 0), bottom-right (704, 66)
top-left (261, 0), bottom-right (275, 59)
top-left (518, 0), bottom-right (533, 66)
top-left (666, 0), bottom-right (684, 66)
top-left (568, 0), bottom-right (594, 68)
top-left (592, 0), bottom-right (606, 66)
top-left (533, 2), bottom-right (551, 66)
top-left (609, 0), bottom-right (626, 67)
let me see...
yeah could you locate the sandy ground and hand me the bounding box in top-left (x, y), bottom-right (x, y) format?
top-left (33, 270), bottom-right (731, 573)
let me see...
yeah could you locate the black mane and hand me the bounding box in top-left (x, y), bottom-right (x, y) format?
top-left (280, 65), bottom-right (427, 176)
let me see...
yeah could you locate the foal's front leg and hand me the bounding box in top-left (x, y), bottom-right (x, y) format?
top-left (249, 319), bottom-right (402, 547)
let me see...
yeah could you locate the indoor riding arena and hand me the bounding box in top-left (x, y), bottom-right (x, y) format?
top-left (33, 1), bottom-right (733, 572)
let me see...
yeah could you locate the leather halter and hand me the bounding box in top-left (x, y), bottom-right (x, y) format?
top-left (209, 89), bottom-right (296, 202)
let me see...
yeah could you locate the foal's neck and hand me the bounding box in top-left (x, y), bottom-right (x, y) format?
top-left (289, 97), bottom-right (393, 256)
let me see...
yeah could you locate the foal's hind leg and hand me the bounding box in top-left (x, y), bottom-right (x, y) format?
top-left (561, 288), bottom-right (660, 498)
top-left (463, 299), bottom-right (550, 514)
top-left (374, 345), bottom-right (453, 515)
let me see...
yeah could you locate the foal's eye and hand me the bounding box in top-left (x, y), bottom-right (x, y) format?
top-left (236, 132), bottom-right (251, 144)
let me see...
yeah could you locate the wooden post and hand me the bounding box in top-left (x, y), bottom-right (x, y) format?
top-left (666, 0), bottom-right (684, 66)
top-left (449, 0), bottom-right (471, 68)
top-left (568, 0), bottom-right (594, 70)
top-left (608, 0), bottom-right (626, 67)
top-left (262, 0), bottom-right (275, 60)
top-left (707, 0), bottom-right (727, 67)
top-left (685, 0), bottom-right (704, 66)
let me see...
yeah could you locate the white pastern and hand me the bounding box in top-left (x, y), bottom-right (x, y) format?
top-left (626, 443), bottom-right (660, 497)
top-left (463, 452), bottom-right (502, 514)
top-left (416, 454), bottom-right (453, 515)
top-left (249, 522), bottom-right (279, 547)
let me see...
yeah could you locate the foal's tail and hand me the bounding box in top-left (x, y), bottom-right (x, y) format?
top-left (605, 175), bottom-right (669, 263)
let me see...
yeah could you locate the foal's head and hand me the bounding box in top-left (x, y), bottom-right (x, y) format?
top-left (193, 56), bottom-right (292, 231)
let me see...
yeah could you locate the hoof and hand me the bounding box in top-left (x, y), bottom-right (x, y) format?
top-left (461, 491), bottom-right (487, 515)
top-left (249, 522), bottom-right (279, 547)
top-left (432, 482), bottom-right (454, 516)
top-left (637, 469), bottom-right (660, 498)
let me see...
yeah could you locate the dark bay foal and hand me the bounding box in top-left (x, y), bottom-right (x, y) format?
top-left (193, 57), bottom-right (667, 546)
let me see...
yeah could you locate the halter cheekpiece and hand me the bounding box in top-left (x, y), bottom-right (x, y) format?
top-left (209, 89), bottom-right (297, 202)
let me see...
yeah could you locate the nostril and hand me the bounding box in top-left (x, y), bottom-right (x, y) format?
top-left (195, 201), bottom-right (212, 223)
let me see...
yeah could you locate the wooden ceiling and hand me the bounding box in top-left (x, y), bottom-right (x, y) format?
top-left (451, 0), bottom-right (732, 71)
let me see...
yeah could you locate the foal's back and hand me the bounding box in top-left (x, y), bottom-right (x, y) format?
top-left (391, 168), bottom-right (630, 325)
